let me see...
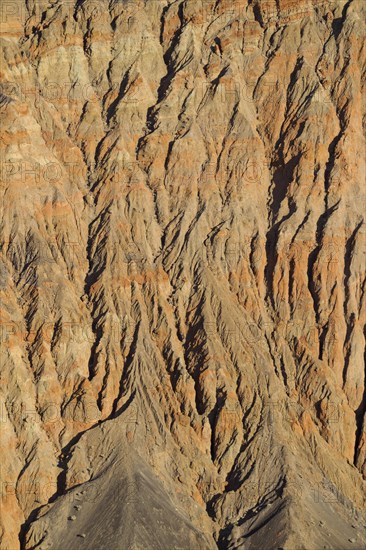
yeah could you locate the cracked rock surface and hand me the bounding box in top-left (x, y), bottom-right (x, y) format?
top-left (0, 0), bottom-right (365, 549)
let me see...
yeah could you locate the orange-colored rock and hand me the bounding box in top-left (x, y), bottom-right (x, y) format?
top-left (0, 1), bottom-right (365, 549)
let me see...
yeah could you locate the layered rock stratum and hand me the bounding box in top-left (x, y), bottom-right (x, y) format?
top-left (0, 0), bottom-right (365, 548)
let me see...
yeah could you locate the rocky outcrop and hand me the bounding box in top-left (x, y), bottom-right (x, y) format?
top-left (0, 1), bottom-right (365, 549)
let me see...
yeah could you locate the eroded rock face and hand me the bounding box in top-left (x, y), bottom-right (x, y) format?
top-left (0, 1), bottom-right (365, 548)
